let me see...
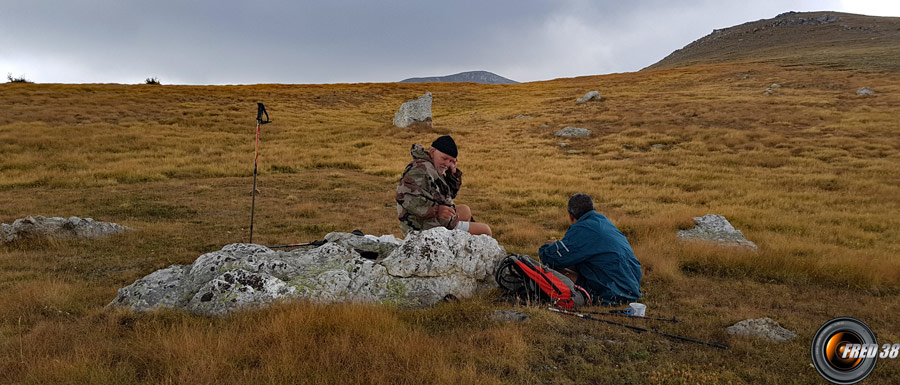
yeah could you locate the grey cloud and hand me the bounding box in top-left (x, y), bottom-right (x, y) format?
top-left (1, 0), bottom-right (846, 84)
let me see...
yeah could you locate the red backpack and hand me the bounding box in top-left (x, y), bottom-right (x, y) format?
top-left (495, 254), bottom-right (591, 310)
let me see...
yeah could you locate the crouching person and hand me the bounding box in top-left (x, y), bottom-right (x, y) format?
top-left (539, 193), bottom-right (642, 306)
top-left (396, 135), bottom-right (492, 236)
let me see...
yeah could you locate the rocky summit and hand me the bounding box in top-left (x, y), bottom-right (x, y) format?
top-left (109, 228), bottom-right (506, 315)
top-left (645, 11), bottom-right (900, 71)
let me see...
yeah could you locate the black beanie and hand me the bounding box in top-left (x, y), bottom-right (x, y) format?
top-left (431, 135), bottom-right (458, 158)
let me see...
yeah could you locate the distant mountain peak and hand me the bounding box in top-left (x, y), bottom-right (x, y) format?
top-left (400, 71), bottom-right (518, 84)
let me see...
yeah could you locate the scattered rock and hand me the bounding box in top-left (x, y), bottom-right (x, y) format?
top-left (857, 87), bottom-right (875, 96)
top-left (555, 127), bottom-right (591, 137)
top-left (763, 88), bottom-right (775, 95)
top-left (393, 92), bottom-right (433, 128)
top-left (559, 142), bottom-right (567, 148)
top-left (651, 144), bottom-right (666, 150)
top-left (1, 216), bottom-right (131, 243)
top-left (492, 309), bottom-right (530, 323)
top-left (576, 91), bottom-right (603, 103)
top-left (514, 114), bottom-right (531, 119)
top-left (539, 123), bottom-right (549, 128)
top-left (677, 214), bottom-right (757, 250)
top-left (770, 83), bottom-right (782, 88)
top-left (727, 318), bottom-right (797, 342)
top-left (110, 228), bottom-right (506, 315)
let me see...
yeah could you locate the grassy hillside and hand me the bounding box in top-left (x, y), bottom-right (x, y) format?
top-left (2, 20), bottom-right (900, 384)
top-left (646, 11), bottom-right (900, 72)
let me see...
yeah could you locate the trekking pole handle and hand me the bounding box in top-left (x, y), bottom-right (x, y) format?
top-left (257, 102), bottom-right (271, 125)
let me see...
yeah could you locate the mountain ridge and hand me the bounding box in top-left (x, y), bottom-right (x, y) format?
top-left (399, 70), bottom-right (518, 84)
top-left (645, 11), bottom-right (900, 71)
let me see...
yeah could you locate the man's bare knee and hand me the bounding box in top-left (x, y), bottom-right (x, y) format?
top-left (468, 223), bottom-right (492, 237)
top-left (456, 204), bottom-right (472, 222)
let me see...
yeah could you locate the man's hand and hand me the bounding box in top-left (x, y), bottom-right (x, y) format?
top-left (437, 205), bottom-right (456, 221)
top-left (448, 158), bottom-right (457, 174)
top-left (544, 238), bottom-right (557, 245)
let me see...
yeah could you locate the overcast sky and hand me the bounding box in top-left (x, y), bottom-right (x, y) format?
top-left (2, 0), bottom-right (898, 85)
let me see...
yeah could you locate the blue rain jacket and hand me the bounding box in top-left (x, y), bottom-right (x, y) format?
top-left (539, 210), bottom-right (642, 305)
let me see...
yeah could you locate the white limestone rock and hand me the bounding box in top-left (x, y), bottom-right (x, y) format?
top-left (727, 317), bottom-right (797, 342)
top-left (110, 228), bottom-right (507, 315)
top-left (109, 264), bottom-right (190, 311)
top-left (576, 91), bottom-right (603, 103)
top-left (857, 87), bottom-right (875, 96)
top-left (1, 215), bottom-right (131, 243)
top-left (555, 127), bottom-right (592, 137)
top-left (393, 92), bottom-right (433, 128)
top-left (677, 214), bottom-right (757, 250)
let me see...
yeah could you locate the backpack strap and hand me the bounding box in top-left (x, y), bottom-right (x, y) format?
top-left (494, 255), bottom-right (524, 292)
top-left (573, 285), bottom-right (592, 308)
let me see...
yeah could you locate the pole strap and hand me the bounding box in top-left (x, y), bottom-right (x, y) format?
top-left (257, 102), bottom-right (271, 125)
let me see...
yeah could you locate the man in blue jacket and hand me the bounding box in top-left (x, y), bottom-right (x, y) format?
top-left (539, 193), bottom-right (642, 305)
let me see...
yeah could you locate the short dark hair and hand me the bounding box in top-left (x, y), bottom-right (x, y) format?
top-left (567, 193), bottom-right (594, 220)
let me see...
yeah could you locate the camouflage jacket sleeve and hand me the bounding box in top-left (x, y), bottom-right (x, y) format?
top-left (396, 165), bottom-right (459, 230)
top-left (446, 168), bottom-right (463, 199)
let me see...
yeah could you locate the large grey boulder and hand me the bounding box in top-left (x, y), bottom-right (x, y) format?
top-left (576, 91), bottom-right (602, 103)
top-left (555, 127), bottom-right (592, 137)
top-left (727, 318), bottom-right (797, 342)
top-left (393, 92), bottom-right (433, 128)
top-left (110, 228), bottom-right (506, 315)
top-left (1, 215), bottom-right (131, 243)
top-left (677, 214), bottom-right (757, 250)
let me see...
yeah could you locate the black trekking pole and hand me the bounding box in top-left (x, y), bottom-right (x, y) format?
top-left (548, 308), bottom-right (728, 349)
top-left (267, 239), bottom-right (329, 249)
top-left (249, 102), bottom-right (271, 244)
top-left (583, 309), bottom-right (679, 323)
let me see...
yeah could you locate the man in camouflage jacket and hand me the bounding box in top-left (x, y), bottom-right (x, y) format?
top-left (396, 135), bottom-right (492, 236)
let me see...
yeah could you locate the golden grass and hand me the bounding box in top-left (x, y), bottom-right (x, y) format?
top-left (1, 60), bottom-right (900, 383)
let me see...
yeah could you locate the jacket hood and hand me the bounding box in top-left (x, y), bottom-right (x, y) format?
top-left (410, 144), bottom-right (431, 161)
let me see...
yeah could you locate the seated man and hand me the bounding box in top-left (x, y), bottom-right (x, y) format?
top-left (396, 135), bottom-right (492, 236)
top-left (539, 193), bottom-right (642, 305)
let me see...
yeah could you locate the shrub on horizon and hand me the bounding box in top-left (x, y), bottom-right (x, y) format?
top-left (6, 73), bottom-right (32, 83)
top-left (145, 77), bottom-right (161, 85)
